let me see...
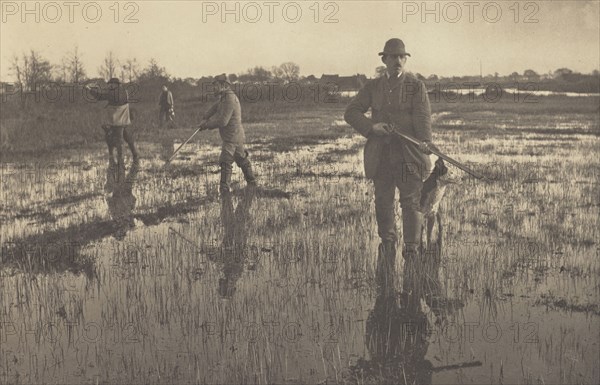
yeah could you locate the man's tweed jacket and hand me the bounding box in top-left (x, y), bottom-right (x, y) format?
top-left (344, 72), bottom-right (432, 181)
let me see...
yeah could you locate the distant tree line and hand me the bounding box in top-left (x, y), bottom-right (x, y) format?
top-left (6, 46), bottom-right (598, 94)
top-left (376, 65), bottom-right (599, 83)
top-left (8, 48), bottom-right (173, 91)
top-left (374, 65), bottom-right (599, 93)
top-left (7, 47), bottom-right (304, 90)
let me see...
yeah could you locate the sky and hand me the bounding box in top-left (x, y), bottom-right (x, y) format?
top-left (1, 0), bottom-right (599, 81)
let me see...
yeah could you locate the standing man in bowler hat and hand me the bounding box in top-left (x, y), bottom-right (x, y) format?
top-left (199, 74), bottom-right (257, 193)
top-left (344, 38), bottom-right (436, 265)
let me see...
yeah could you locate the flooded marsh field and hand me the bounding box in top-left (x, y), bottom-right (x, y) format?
top-left (1, 97), bottom-right (599, 384)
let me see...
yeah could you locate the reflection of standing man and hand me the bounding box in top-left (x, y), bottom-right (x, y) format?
top-left (349, 241), bottom-right (469, 384)
top-left (351, 253), bottom-right (448, 384)
top-left (217, 188), bottom-right (256, 298)
top-left (105, 161), bottom-right (139, 240)
top-left (344, 38), bottom-right (436, 262)
top-left (360, 257), bottom-right (435, 384)
top-left (158, 85), bottom-right (174, 128)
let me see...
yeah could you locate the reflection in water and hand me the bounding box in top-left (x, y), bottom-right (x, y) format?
top-left (351, 247), bottom-right (474, 384)
top-left (105, 162), bottom-right (139, 240)
top-left (215, 188), bottom-right (256, 298)
top-left (0, 163), bottom-right (140, 276)
top-left (365, 257), bottom-right (437, 384)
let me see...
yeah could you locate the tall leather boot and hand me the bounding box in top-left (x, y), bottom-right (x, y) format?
top-left (236, 151), bottom-right (257, 186)
top-left (402, 208), bottom-right (424, 261)
top-left (220, 162), bottom-right (233, 194)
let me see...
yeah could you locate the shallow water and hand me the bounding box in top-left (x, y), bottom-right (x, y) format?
top-left (1, 127), bottom-right (598, 384)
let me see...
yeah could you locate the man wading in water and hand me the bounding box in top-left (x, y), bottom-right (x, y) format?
top-left (344, 38), bottom-right (437, 267)
top-left (199, 74), bottom-right (257, 193)
top-left (86, 78), bottom-right (139, 173)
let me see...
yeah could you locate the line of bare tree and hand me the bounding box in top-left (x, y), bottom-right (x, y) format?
top-left (8, 47), bottom-right (304, 91)
top-left (8, 48), bottom-right (171, 91)
top-left (8, 46), bottom-right (597, 93)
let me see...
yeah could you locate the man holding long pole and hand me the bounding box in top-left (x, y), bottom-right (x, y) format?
top-left (199, 74), bottom-right (257, 193)
top-left (344, 38), bottom-right (435, 263)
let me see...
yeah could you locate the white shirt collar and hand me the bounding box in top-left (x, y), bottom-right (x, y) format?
top-left (386, 71), bottom-right (403, 79)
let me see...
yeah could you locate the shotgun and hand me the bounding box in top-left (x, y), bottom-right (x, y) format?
top-left (387, 124), bottom-right (488, 181)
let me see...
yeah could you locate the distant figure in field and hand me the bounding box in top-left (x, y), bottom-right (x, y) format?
top-left (158, 85), bottom-right (174, 128)
top-left (86, 78), bottom-right (139, 171)
top-left (199, 74), bottom-right (256, 193)
top-left (344, 38), bottom-right (436, 263)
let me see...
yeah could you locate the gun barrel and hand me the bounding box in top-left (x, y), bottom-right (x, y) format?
top-left (389, 129), bottom-right (488, 181)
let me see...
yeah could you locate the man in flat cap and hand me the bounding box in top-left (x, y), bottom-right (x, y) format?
top-left (344, 38), bottom-right (436, 265)
top-left (200, 74), bottom-right (256, 193)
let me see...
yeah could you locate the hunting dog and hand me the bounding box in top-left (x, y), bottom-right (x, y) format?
top-left (420, 157), bottom-right (454, 254)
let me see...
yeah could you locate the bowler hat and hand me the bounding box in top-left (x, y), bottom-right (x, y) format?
top-left (378, 38), bottom-right (411, 57)
top-left (107, 77), bottom-right (121, 84)
top-left (213, 73), bottom-right (231, 84)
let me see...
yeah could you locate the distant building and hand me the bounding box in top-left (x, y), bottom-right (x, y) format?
top-left (303, 75), bottom-right (318, 83)
top-left (320, 74), bottom-right (367, 92)
top-left (319, 74), bottom-right (367, 98)
top-left (184, 77), bottom-right (198, 86)
top-left (0, 82), bottom-right (15, 94)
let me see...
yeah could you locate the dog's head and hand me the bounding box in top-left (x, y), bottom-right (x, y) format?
top-left (428, 157), bottom-right (462, 187)
top-left (432, 157), bottom-right (448, 178)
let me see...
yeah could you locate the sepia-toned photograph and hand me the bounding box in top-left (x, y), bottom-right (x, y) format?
top-left (1, 1), bottom-right (599, 384)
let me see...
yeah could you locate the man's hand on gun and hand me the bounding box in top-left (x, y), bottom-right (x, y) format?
top-left (371, 122), bottom-right (391, 137)
top-left (381, 121), bottom-right (487, 181)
